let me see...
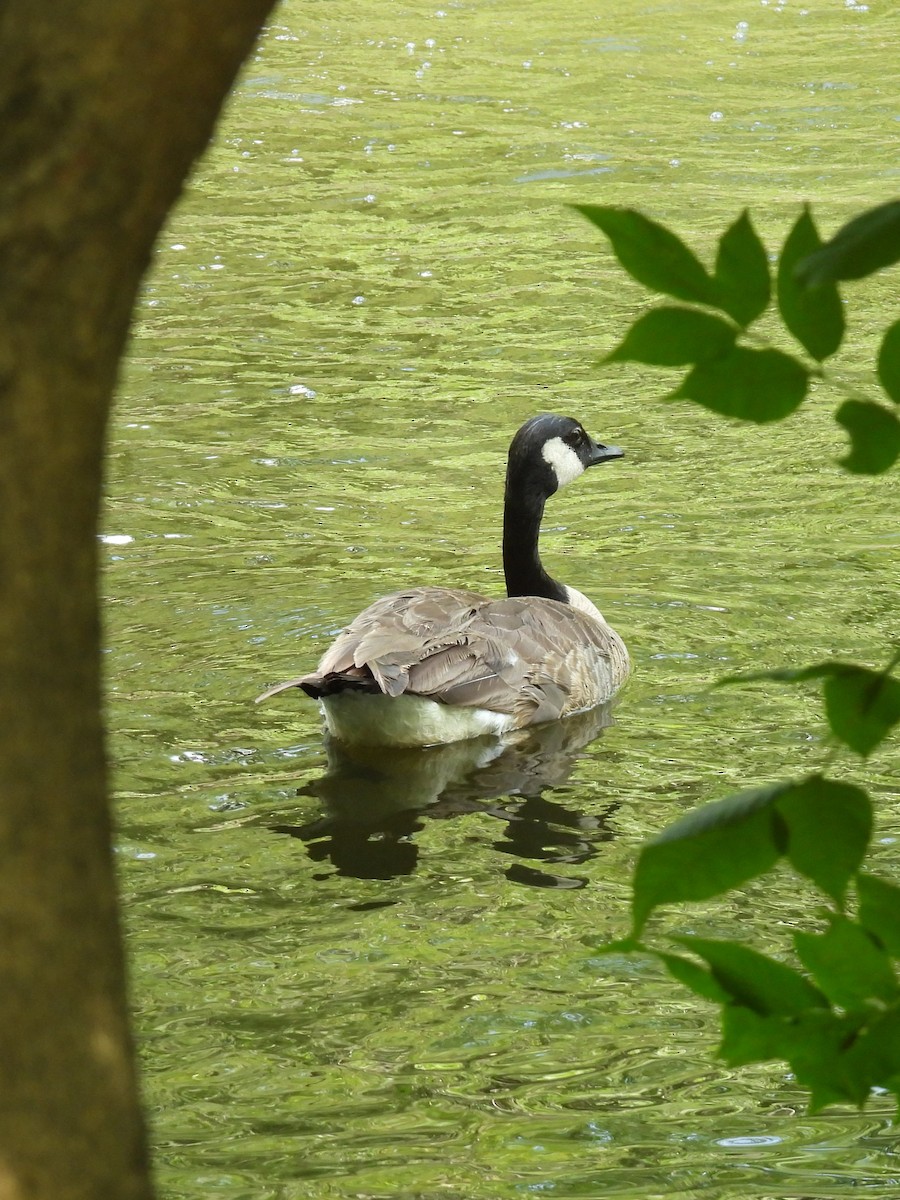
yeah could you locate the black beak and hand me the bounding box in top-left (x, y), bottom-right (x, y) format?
top-left (588, 440), bottom-right (624, 466)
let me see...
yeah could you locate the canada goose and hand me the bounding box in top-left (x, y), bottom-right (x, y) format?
top-left (256, 413), bottom-right (630, 746)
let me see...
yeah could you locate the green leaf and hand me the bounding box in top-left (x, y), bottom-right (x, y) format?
top-left (777, 208), bottom-right (845, 361)
top-left (712, 210), bottom-right (771, 327)
top-left (631, 783), bottom-right (786, 935)
top-left (822, 665), bottom-right (900, 757)
top-left (719, 1006), bottom-right (865, 1109)
top-left (835, 400), bottom-right (900, 475)
top-left (719, 1005), bottom-right (797, 1067)
top-left (842, 1004), bottom-right (900, 1101)
top-left (603, 306), bottom-right (737, 366)
top-left (574, 205), bottom-right (717, 305)
top-left (670, 345), bottom-right (809, 423)
top-left (717, 664), bottom-right (830, 687)
top-left (796, 200), bottom-right (900, 286)
top-left (719, 660), bottom-right (900, 757)
top-left (785, 1009), bottom-right (870, 1110)
top-left (675, 936), bottom-right (828, 1015)
top-left (775, 776), bottom-right (872, 904)
top-left (857, 873), bottom-right (900, 956)
top-left (877, 318), bottom-right (900, 405)
top-left (658, 952), bottom-right (732, 1003)
top-left (794, 917), bottom-right (898, 1009)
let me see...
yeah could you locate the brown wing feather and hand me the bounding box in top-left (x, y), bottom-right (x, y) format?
top-left (256, 586), bottom-right (629, 728)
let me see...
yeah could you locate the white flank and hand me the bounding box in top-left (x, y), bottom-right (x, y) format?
top-left (564, 585), bottom-right (606, 624)
top-left (321, 692), bottom-right (515, 747)
top-left (541, 436), bottom-right (584, 488)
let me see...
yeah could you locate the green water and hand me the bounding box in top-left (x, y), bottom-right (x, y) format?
top-left (109, 1), bottom-right (900, 1196)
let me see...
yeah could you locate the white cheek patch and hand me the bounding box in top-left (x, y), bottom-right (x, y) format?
top-left (541, 436), bottom-right (584, 489)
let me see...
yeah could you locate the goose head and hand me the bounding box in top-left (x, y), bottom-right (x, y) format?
top-left (502, 413), bottom-right (624, 605)
top-left (506, 413), bottom-right (624, 500)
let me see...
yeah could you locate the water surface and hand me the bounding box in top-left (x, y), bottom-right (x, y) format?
top-left (109, 1), bottom-right (900, 1195)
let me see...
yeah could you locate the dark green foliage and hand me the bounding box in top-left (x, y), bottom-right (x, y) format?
top-left (777, 208), bottom-right (845, 362)
top-left (582, 197), bottom-right (900, 1112)
top-left (878, 319), bottom-right (900, 405)
top-left (663, 926), bottom-right (900, 1111)
top-left (720, 1006), bottom-right (870, 1111)
top-left (721, 660), bottom-right (900, 757)
top-left (657, 952), bottom-right (731, 1003)
top-left (670, 345), bottom-right (808, 423)
top-left (841, 1007), bottom-right (900, 1103)
top-left (857, 874), bottom-right (900, 956)
top-left (674, 936), bottom-right (828, 1015)
top-left (822, 664), bottom-right (900, 756)
top-left (631, 776), bottom-right (871, 934)
top-left (797, 199), bottom-right (900, 286)
top-left (776, 777), bottom-right (871, 904)
top-left (719, 1005), bottom-right (839, 1072)
top-left (794, 917), bottom-right (898, 1008)
top-left (574, 205), bottom-right (717, 305)
top-left (603, 306), bottom-right (736, 366)
top-left (836, 400), bottom-right (900, 474)
top-left (631, 783), bottom-right (786, 936)
top-left (713, 210), bottom-right (771, 327)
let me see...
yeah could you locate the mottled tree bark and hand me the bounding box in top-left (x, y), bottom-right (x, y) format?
top-left (0, 3), bottom-right (276, 1197)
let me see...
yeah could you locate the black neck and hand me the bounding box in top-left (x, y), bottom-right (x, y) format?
top-left (502, 483), bottom-right (568, 603)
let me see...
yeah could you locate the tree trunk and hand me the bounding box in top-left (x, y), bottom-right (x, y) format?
top-left (0, 3), bottom-right (276, 1197)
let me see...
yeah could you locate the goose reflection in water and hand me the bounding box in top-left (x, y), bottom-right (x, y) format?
top-left (271, 705), bottom-right (619, 888)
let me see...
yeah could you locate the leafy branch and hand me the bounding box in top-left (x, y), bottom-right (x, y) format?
top-left (575, 199), bottom-right (900, 465)
top-left (579, 198), bottom-right (900, 1111)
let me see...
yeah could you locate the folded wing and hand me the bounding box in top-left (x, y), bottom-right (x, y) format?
top-left (256, 587), bottom-right (628, 727)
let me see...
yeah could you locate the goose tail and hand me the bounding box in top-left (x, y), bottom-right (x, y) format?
top-left (255, 668), bottom-right (380, 704)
